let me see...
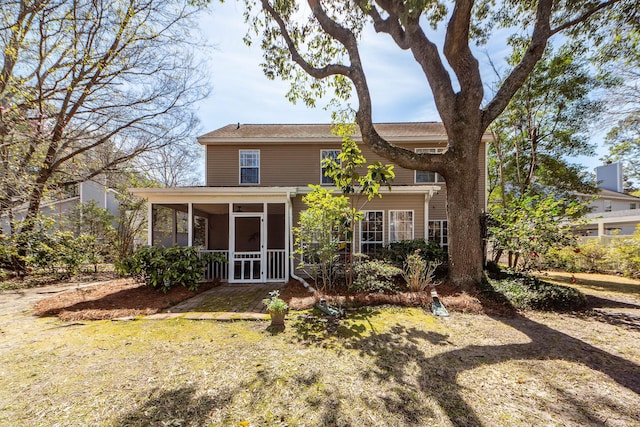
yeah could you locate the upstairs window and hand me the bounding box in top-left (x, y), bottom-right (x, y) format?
top-left (239, 150), bottom-right (259, 184)
top-left (415, 148), bottom-right (445, 183)
top-left (630, 202), bottom-right (637, 210)
top-left (321, 149), bottom-right (341, 185)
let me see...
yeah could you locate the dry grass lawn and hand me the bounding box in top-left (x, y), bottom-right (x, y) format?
top-left (0, 272), bottom-right (638, 426)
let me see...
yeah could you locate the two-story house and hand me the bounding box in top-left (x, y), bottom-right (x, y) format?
top-left (131, 122), bottom-right (490, 284)
top-left (1, 176), bottom-right (120, 235)
top-left (577, 162), bottom-right (640, 240)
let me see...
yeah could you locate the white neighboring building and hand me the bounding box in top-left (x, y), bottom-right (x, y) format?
top-left (1, 176), bottom-right (119, 234)
top-left (578, 163), bottom-right (640, 240)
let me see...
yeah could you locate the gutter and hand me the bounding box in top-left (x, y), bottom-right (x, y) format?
top-left (286, 192), bottom-right (315, 293)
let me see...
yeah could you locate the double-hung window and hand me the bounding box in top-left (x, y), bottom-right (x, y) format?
top-left (321, 149), bottom-right (341, 185)
top-left (360, 211), bottom-right (384, 255)
top-left (239, 150), bottom-right (259, 184)
top-left (389, 210), bottom-right (413, 243)
top-left (415, 148), bottom-right (445, 183)
top-left (428, 220), bottom-right (448, 251)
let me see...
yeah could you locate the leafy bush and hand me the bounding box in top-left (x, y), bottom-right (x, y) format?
top-left (382, 239), bottom-right (445, 267)
top-left (117, 246), bottom-right (226, 292)
top-left (484, 273), bottom-right (587, 311)
top-left (403, 249), bottom-right (440, 291)
top-left (542, 231), bottom-right (640, 278)
top-left (351, 258), bottom-right (403, 294)
top-left (29, 231), bottom-right (91, 277)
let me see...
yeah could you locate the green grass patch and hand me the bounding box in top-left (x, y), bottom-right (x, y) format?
top-left (483, 273), bottom-right (587, 311)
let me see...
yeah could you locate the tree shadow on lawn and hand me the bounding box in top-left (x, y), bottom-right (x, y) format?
top-left (114, 385), bottom-right (235, 427)
top-left (290, 310), bottom-right (640, 426)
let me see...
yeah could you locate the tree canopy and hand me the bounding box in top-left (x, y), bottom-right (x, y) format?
top-left (0, 0), bottom-right (208, 233)
top-left (236, 0), bottom-right (631, 289)
top-left (488, 42), bottom-right (604, 205)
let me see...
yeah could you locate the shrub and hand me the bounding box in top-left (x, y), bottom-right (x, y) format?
top-left (610, 239), bottom-right (640, 278)
top-left (382, 239), bottom-right (445, 267)
top-left (28, 231), bottom-right (93, 278)
top-left (402, 249), bottom-right (440, 291)
top-left (351, 258), bottom-right (403, 294)
top-left (484, 273), bottom-right (587, 311)
top-left (117, 246), bottom-right (226, 292)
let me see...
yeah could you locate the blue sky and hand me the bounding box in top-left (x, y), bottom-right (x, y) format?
top-left (194, 2), bottom-right (606, 172)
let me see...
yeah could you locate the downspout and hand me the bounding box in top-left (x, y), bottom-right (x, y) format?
top-left (287, 191), bottom-right (315, 292)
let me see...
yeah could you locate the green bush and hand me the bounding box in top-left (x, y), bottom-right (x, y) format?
top-left (484, 273), bottom-right (587, 311)
top-left (382, 239), bottom-right (445, 267)
top-left (351, 258), bottom-right (403, 294)
top-left (611, 240), bottom-right (640, 278)
top-left (542, 234), bottom-right (640, 278)
top-left (117, 246), bottom-right (226, 293)
top-left (402, 249), bottom-right (440, 291)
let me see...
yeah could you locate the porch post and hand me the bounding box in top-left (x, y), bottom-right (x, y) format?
top-left (188, 203), bottom-right (193, 247)
top-left (285, 194), bottom-right (291, 281)
top-left (228, 203), bottom-right (234, 283)
top-left (147, 203), bottom-right (153, 245)
top-left (424, 193), bottom-right (429, 243)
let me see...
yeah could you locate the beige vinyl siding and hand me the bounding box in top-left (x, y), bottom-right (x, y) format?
top-left (291, 193), bottom-right (426, 248)
top-left (206, 140), bottom-right (486, 209)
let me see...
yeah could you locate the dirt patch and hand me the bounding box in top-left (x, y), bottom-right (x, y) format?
top-left (33, 279), bottom-right (219, 321)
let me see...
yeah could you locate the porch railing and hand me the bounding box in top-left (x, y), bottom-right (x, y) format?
top-left (198, 249), bottom-right (287, 282)
top-left (267, 249), bottom-right (287, 281)
top-left (199, 250), bottom-right (229, 282)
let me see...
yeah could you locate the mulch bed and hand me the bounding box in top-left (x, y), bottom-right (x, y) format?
top-left (281, 280), bottom-right (514, 316)
top-left (34, 277), bottom-right (513, 322)
top-left (33, 279), bottom-right (219, 321)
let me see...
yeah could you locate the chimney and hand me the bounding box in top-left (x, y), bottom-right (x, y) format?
top-left (595, 162), bottom-right (623, 192)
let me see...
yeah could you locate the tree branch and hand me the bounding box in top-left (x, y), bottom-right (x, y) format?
top-left (550, 0), bottom-right (621, 36)
top-left (443, 0), bottom-right (483, 108)
top-left (482, 0), bottom-right (553, 128)
top-left (260, 0), bottom-right (351, 79)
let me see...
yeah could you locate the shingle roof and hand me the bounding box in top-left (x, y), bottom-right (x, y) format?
top-left (597, 188), bottom-right (640, 201)
top-left (198, 122), bottom-right (449, 141)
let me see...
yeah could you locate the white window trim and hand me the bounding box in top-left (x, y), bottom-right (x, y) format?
top-left (320, 149), bottom-right (341, 185)
top-left (360, 210), bottom-right (384, 253)
top-left (428, 219), bottom-right (448, 249)
top-left (388, 210), bottom-right (414, 243)
top-left (239, 149), bottom-right (260, 185)
top-left (414, 147), bottom-right (445, 184)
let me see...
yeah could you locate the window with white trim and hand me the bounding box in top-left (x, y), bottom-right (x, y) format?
top-left (604, 200), bottom-right (612, 212)
top-left (415, 148), bottom-right (445, 183)
top-left (630, 202), bottom-right (637, 210)
top-left (360, 211), bottom-right (384, 255)
top-left (320, 149), bottom-right (341, 185)
top-left (239, 150), bottom-right (259, 184)
top-left (389, 210), bottom-right (413, 242)
top-left (428, 220), bottom-right (448, 251)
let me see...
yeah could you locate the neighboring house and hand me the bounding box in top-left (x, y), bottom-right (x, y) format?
top-left (1, 176), bottom-right (120, 234)
top-left (131, 122), bottom-right (490, 284)
top-left (577, 163), bottom-right (640, 240)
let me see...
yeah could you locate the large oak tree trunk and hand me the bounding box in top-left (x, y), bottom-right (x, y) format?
top-left (443, 125), bottom-right (484, 291)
